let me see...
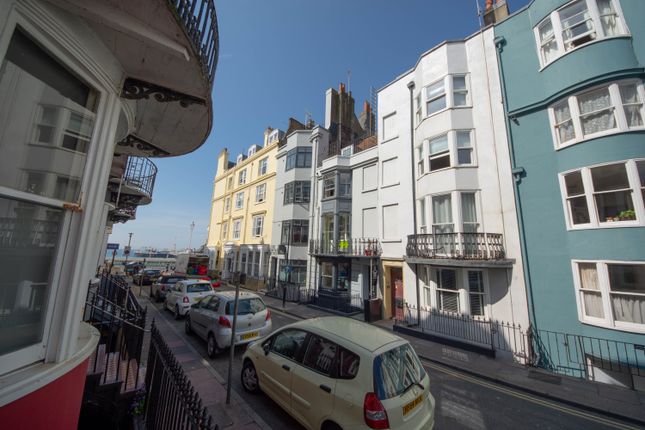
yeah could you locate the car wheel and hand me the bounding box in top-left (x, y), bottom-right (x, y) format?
top-left (207, 333), bottom-right (220, 358)
top-left (174, 305), bottom-right (181, 320)
top-left (185, 316), bottom-right (192, 335)
top-left (241, 360), bottom-right (260, 394)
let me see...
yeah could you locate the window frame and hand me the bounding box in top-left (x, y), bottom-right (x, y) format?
top-left (234, 191), bottom-right (244, 209)
top-left (238, 169), bottom-right (247, 185)
top-left (559, 159), bottom-right (645, 230)
top-left (252, 214), bottom-right (264, 237)
top-left (258, 157), bottom-right (268, 176)
top-left (255, 183), bottom-right (266, 203)
top-left (572, 260), bottom-right (645, 333)
top-left (549, 80), bottom-right (645, 149)
top-left (283, 180), bottom-right (311, 205)
top-left (534, 0), bottom-right (629, 69)
top-left (418, 129), bottom-right (477, 176)
top-left (285, 147), bottom-right (312, 171)
top-left (232, 219), bottom-right (242, 240)
top-left (423, 74), bottom-right (471, 119)
top-left (223, 197), bottom-right (230, 213)
top-left (323, 174), bottom-right (335, 199)
top-left (221, 221), bottom-right (228, 240)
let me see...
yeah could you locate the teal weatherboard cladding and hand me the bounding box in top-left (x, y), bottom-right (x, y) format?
top-left (494, 0), bottom-right (645, 345)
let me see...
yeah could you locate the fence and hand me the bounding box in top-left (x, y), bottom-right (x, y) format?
top-left (300, 289), bottom-right (364, 314)
top-left (265, 280), bottom-right (304, 303)
top-left (309, 238), bottom-right (382, 257)
top-left (406, 233), bottom-right (505, 260)
top-left (145, 321), bottom-right (218, 430)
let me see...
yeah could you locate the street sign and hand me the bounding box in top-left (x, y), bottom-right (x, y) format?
top-left (124, 246), bottom-right (131, 256)
top-left (106, 243), bottom-right (119, 250)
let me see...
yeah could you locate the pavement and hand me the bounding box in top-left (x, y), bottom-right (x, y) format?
top-left (256, 290), bottom-right (645, 427)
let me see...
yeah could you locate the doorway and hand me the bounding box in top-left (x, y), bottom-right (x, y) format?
top-left (388, 267), bottom-right (403, 320)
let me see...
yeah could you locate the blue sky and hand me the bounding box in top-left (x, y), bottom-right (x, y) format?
top-left (109, 0), bottom-right (531, 251)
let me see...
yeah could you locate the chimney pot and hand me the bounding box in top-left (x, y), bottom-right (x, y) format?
top-left (340, 83), bottom-right (345, 93)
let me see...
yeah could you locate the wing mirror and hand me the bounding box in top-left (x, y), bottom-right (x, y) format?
top-left (262, 343), bottom-right (270, 356)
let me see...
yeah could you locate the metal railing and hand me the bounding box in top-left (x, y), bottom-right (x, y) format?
top-left (265, 280), bottom-right (305, 303)
top-left (145, 321), bottom-right (218, 430)
top-left (406, 233), bottom-right (505, 260)
top-left (309, 238), bottom-right (382, 257)
top-left (169, 0), bottom-right (220, 83)
top-left (300, 289), bottom-right (363, 313)
top-left (124, 156), bottom-right (157, 198)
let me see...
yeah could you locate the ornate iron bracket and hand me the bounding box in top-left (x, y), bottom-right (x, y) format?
top-left (122, 78), bottom-right (205, 108)
top-left (117, 134), bottom-right (170, 157)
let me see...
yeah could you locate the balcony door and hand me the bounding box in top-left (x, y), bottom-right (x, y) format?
top-left (432, 194), bottom-right (454, 254)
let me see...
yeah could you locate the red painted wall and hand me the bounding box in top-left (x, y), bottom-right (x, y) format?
top-left (0, 358), bottom-right (89, 430)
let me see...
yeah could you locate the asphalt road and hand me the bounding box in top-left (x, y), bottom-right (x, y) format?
top-left (147, 297), bottom-right (641, 430)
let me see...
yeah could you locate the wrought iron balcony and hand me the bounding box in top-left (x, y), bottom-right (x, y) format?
top-left (170, 0), bottom-right (220, 83)
top-left (406, 233), bottom-right (505, 260)
top-left (123, 156), bottom-right (157, 199)
top-left (309, 238), bottom-right (382, 257)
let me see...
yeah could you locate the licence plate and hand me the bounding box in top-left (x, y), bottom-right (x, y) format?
top-left (402, 394), bottom-right (424, 416)
top-left (241, 331), bottom-right (259, 341)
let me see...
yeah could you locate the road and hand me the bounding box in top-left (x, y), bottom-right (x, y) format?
top-left (146, 296), bottom-right (641, 430)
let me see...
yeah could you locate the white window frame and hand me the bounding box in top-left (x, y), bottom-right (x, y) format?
top-left (252, 215), bottom-right (264, 237)
top-left (572, 260), bottom-right (645, 333)
top-left (235, 191), bottom-right (244, 209)
top-left (559, 159), bottom-right (645, 230)
top-left (534, 0), bottom-right (629, 68)
top-left (424, 74), bottom-right (470, 118)
top-left (420, 129), bottom-right (477, 175)
top-left (221, 221), bottom-right (228, 240)
top-left (258, 157), bottom-right (268, 176)
top-left (232, 219), bottom-right (242, 240)
top-left (224, 197), bottom-right (230, 212)
top-left (423, 268), bottom-right (490, 317)
top-left (548, 79), bottom-right (645, 149)
top-left (238, 169), bottom-right (247, 185)
top-left (255, 183), bottom-right (266, 203)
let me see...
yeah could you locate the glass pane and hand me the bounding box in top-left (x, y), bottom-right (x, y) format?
top-left (611, 295), bottom-right (645, 324)
top-left (456, 131), bottom-right (470, 147)
top-left (302, 336), bottom-right (337, 375)
top-left (430, 154), bottom-right (450, 171)
top-left (597, 0), bottom-right (619, 36)
top-left (595, 190), bottom-right (634, 221)
top-left (558, 120), bottom-right (576, 143)
top-left (608, 264), bottom-right (645, 293)
top-left (457, 149), bottom-right (472, 165)
top-left (439, 269), bottom-right (457, 290)
top-left (554, 102), bottom-right (571, 123)
top-left (559, 0), bottom-right (593, 38)
top-left (426, 80), bottom-right (445, 99)
top-left (468, 271), bottom-right (484, 293)
top-left (569, 196), bottom-right (591, 224)
top-left (583, 292), bottom-right (605, 318)
top-left (432, 195), bottom-right (453, 223)
top-left (539, 19), bottom-right (554, 42)
top-left (565, 171), bottom-right (585, 196)
top-left (0, 30), bottom-right (97, 202)
top-left (0, 197), bottom-right (63, 355)
top-left (591, 164), bottom-right (629, 191)
top-left (624, 105), bottom-right (643, 127)
top-left (429, 135), bottom-right (449, 154)
top-left (620, 84), bottom-right (640, 104)
top-left (578, 263), bottom-right (599, 290)
top-left (578, 88), bottom-right (611, 115)
top-left (427, 96), bottom-right (446, 114)
top-left (374, 344), bottom-right (425, 400)
top-left (461, 193), bottom-right (477, 223)
top-left (637, 161), bottom-right (645, 187)
top-left (454, 93), bottom-right (467, 106)
top-left (453, 76), bottom-right (466, 90)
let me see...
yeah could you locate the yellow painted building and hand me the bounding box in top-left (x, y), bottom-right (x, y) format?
top-left (207, 128), bottom-right (283, 289)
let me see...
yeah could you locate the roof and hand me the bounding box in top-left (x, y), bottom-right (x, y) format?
top-left (290, 316), bottom-right (403, 353)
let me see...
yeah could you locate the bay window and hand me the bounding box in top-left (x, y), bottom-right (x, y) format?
top-left (286, 147), bottom-right (312, 171)
top-left (535, 0), bottom-right (627, 67)
top-left (323, 174), bottom-right (335, 198)
top-left (574, 261), bottom-right (645, 331)
top-left (560, 160), bottom-right (644, 228)
top-left (284, 181), bottom-right (311, 204)
top-left (549, 80), bottom-right (645, 148)
top-left (428, 135), bottom-right (450, 172)
top-left (281, 220), bottom-right (309, 245)
top-left (420, 130), bottom-right (476, 174)
top-left (424, 75), bottom-right (470, 117)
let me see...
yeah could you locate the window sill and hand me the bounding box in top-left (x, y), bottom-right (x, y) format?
top-left (380, 135), bottom-right (399, 145)
top-left (580, 318), bottom-right (645, 335)
top-left (567, 220), bottom-right (643, 230)
top-left (555, 126), bottom-right (645, 150)
top-left (416, 165), bottom-right (478, 179)
top-left (538, 35), bottom-right (632, 72)
top-left (382, 239), bottom-right (402, 243)
top-left (381, 182), bottom-right (400, 189)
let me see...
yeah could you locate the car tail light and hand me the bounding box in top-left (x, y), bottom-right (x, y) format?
top-left (218, 316), bottom-right (232, 328)
top-left (182, 296), bottom-right (190, 304)
top-left (265, 309), bottom-right (271, 321)
top-left (364, 392), bottom-right (389, 429)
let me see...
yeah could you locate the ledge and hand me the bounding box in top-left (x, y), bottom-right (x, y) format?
top-left (405, 256), bottom-right (516, 268)
top-left (0, 322), bottom-right (100, 407)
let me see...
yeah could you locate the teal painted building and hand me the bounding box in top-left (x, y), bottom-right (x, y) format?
top-left (494, 0), bottom-right (645, 387)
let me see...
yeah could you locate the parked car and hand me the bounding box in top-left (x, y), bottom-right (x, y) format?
top-left (165, 279), bottom-right (214, 319)
top-left (151, 275), bottom-right (188, 302)
top-left (185, 291), bottom-right (271, 358)
top-left (132, 269), bottom-right (162, 285)
top-left (240, 316), bottom-right (435, 430)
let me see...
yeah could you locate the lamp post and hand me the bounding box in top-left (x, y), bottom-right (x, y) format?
top-left (124, 232), bottom-right (133, 265)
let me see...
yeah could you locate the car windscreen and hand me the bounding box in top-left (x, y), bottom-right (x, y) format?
top-left (186, 283), bottom-right (211, 293)
top-left (225, 298), bottom-right (266, 315)
top-left (163, 277), bottom-right (184, 284)
top-left (373, 343), bottom-right (426, 399)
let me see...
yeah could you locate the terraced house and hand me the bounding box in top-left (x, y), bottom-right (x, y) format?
top-left (495, 0), bottom-right (645, 388)
top-left (0, 0), bottom-right (218, 427)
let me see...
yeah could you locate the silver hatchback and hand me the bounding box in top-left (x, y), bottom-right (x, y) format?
top-left (185, 291), bottom-right (272, 357)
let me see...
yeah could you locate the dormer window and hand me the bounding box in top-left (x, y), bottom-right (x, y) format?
top-left (535, 0), bottom-right (627, 68)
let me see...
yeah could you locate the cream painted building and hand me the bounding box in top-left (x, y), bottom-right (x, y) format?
top-left (207, 128), bottom-right (283, 289)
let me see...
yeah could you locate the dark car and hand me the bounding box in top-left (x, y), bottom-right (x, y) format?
top-left (151, 274), bottom-right (188, 302)
top-left (133, 269), bottom-right (162, 286)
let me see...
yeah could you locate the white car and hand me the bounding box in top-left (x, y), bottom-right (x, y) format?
top-left (165, 279), bottom-right (214, 319)
top-left (185, 291), bottom-right (272, 357)
top-left (241, 316), bottom-right (435, 430)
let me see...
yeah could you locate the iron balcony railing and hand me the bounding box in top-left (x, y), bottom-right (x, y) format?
top-left (309, 238), bottom-right (382, 257)
top-left (123, 156), bottom-right (157, 198)
top-left (169, 0), bottom-right (220, 83)
top-left (406, 232), bottom-right (505, 260)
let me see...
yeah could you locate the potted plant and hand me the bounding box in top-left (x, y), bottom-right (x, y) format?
top-left (618, 210), bottom-right (636, 221)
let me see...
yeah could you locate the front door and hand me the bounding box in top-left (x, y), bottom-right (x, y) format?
top-left (390, 267), bottom-right (404, 320)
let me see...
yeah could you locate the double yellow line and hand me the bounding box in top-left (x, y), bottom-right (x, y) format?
top-left (422, 360), bottom-right (641, 430)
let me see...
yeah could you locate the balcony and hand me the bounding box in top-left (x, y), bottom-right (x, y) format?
top-left (309, 238), bottom-right (381, 257)
top-left (121, 156), bottom-right (157, 201)
top-left (406, 233), bottom-right (514, 267)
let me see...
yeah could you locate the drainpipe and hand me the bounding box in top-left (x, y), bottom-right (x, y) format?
top-left (494, 36), bottom-right (538, 330)
top-left (407, 81), bottom-right (421, 326)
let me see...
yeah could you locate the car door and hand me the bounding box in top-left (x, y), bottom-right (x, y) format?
top-left (166, 283), bottom-right (181, 310)
top-left (200, 295), bottom-right (221, 339)
top-left (190, 295), bottom-right (211, 339)
top-left (258, 329), bottom-right (307, 416)
top-left (290, 335), bottom-right (338, 428)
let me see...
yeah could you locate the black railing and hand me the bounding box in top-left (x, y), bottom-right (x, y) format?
top-left (395, 304), bottom-right (528, 358)
top-left (309, 238), bottom-right (382, 257)
top-left (145, 321), bottom-right (218, 430)
top-left (406, 233), bottom-right (505, 260)
top-left (124, 156), bottom-right (157, 198)
top-left (301, 289), bottom-right (363, 314)
top-left (266, 281), bottom-right (305, 303)
top-left (169, 0), bottom-right (219, 83)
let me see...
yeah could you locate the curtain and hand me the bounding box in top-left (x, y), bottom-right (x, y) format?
top-left (620, 84), bottom-right (643, 127)
top-left (461, 193), bottom-right (477, 224)
top-left (611, 295), bottom-right (645, 324)
top-left (554, 102), bottom-right (575, 142)
top-left (579, 263), bottom-right (604, 318)
top-left (429, 135), bottom-right (449, 155)
top-left (597, 0), bottom-right (619, 36)
top-left (578, 88), bottom-right (615, 134)
top-left (539, 19), bottom-right (559, 63)
top-left (433, 195), bottom-right (452, 224)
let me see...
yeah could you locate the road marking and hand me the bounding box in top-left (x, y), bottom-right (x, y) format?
top-left (422, 360), bottom-right (640, 430)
